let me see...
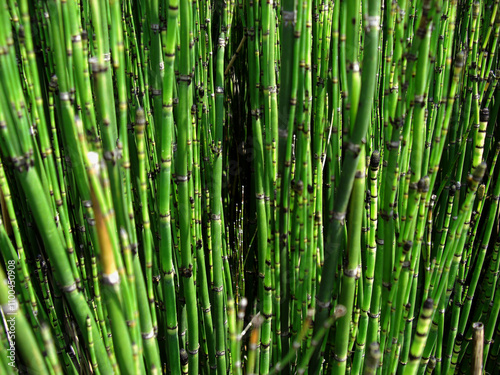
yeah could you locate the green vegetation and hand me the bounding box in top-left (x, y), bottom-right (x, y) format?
top-left (0, 0), bottom-right (499, 374)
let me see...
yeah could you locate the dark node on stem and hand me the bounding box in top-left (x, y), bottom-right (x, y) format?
top-left (135, 107), bottom-right (146, 133)
top-left (472, 2), bottom-right (480, 17)
top-left (449, 184), bottom-right (456, 196)
top-left (477, 184), bottom-right (485, 200)
top-left (49, 75), bottom-right (58, 92)
top-left (386, 140), bottom-right (399, 151)
top-left (423, 298), bottom-right (434, 310)
top-left (404, 241), bottom-right (413, 252)
top-left (418, 176), bottom-right (430, 193)
top-left (307, 184), bottom-right (314, 194)
top-left (355, 170), bottom-right (365, 179)
top-left (293, 179), bottom-right (304, 194)
top-left (428, 357), bottom-right (437, 369)
top-left (455, 51), bottom-right (465, 68)
top-left (180, 264), bottom-right (193, 278)
top-left (131, 243), bottom-right (138, 256)
top-left (370, 151), bottom-right (380, 169)
top-left (480, 108), bottom-right (489, 122)
top-left (472, 162), bottom-right (487, 182)
top-left (180, 348), bottom-right (189, 365)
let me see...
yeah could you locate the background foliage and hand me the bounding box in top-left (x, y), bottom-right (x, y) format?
top-left (0, 0), bottom-right (499, 374)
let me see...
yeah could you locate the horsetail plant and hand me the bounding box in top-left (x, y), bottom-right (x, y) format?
top-left (0, 0), bottom-right (499, 374)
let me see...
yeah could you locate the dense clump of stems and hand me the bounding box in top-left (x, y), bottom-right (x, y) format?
top-left (0, 0), bottom-right (499, 374)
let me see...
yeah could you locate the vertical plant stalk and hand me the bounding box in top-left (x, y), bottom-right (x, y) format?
top-left (311, 0), bottom-right (381, 371)
top-left (88, 152), bottom-right (137, 374)
top-left (178, 0), bottom-right (199, 373)
top-left (332, 147), bottom-right (365, 375)
top-left (352, 150), bottom-right (380, 374)
top-left (158, 0), bottom-right (182, 372)
top-left (471, 322), bottom-right (484, 375)
top-left (0, 264), bottom-right (48, 374)
top-left (277, 1), bottom-right (296, 365)
top-left (402, 298), bottom-right (434, 375)
top-left (212, 29), bottom-right (228, 375)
